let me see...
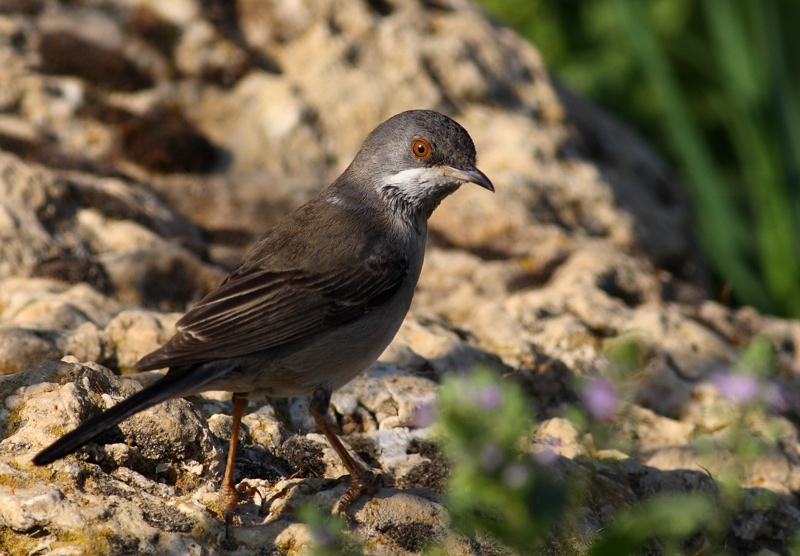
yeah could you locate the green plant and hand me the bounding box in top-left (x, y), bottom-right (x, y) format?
top-left (585, 494), bottom-right (717, 556)
top-left (478, 0), bottom-right (800, 317)
top-left (299, 503), bottom-right (364, 556)
top-left (433, 355), bottom-right (787, 554)
top-left (435, 368), bottom-right (566, 551)
top-left (298, 340), bottom-right (788, 554)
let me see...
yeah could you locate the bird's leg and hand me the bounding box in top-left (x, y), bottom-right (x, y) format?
top-left (309, 386), bottom-right (380, 514)
top-left (222, 393), bottom-right (248, 524)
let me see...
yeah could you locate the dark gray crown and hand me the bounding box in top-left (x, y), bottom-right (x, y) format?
top-left (354, 109), bottom-right (478, 175)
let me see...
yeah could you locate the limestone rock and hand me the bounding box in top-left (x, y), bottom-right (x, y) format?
top-left (0, 0), bottom-right (799, 554)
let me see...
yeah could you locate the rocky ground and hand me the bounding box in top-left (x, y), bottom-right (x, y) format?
top-left (1, 0), bottom-right (800, 555)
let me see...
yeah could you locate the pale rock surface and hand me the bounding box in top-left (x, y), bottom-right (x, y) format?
top-left (104, 309), bottom-right (182, 371)
top-left (0, 0), bottom-right (799, 554)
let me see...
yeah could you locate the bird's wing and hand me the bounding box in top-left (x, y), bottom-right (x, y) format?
top-left (134, 235), bottom-right (409, 371)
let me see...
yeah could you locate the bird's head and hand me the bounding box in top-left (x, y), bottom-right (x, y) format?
top-left (343, 110), bottom-right (494, 219)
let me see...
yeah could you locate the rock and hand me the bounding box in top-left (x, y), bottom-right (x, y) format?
top-left (533, 417), bottom-right (590, 459)
top-left (2, 359), bottom-right (224, 476)
top-left (0, 278), bottom-right (119, 374)
top-left (0, 326), bottom-right (61, 375)
top-left (104, 310), bottom-right (181, 371)
top-left (614, 404), bottom-right (695, 453)
top-left (0, 152), bottom-right (221, 308)
top-left (0, 0), bottom-right (799, 553)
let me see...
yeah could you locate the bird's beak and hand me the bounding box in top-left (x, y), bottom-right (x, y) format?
top-left (445, 166), bottom-right (494, 192)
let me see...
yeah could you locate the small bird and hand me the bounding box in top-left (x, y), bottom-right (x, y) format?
top-left (33, 109), bottom-right (493, 516)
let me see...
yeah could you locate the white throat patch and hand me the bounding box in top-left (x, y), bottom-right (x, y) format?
top-left (377, 166), bottom-right (463, 220)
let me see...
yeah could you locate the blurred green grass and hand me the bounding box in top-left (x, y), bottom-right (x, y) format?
top-left (477, 0), bottom-right (800, 318)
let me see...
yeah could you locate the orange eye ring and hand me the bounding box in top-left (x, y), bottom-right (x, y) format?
top-left (411, 138), bottom-right (432, 159)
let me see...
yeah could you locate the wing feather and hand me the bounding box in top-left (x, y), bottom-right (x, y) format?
top-left (135, 240), bottom-right (409, 371)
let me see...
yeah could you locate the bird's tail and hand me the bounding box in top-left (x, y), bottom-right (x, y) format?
top-left (33, 365), bottom-right (215, 466)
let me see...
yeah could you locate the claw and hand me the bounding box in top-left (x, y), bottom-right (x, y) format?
top-left (332, 469), bottom-right (383, 514)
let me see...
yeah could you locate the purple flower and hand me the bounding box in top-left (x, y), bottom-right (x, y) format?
top-left (533, 447), bottom-right (559, 466)
top-left (476, 384), bottom-right (503, 410)
top-left (502, 462), bottom-right (530, 489)
top-left (478, 442), bottom-right (505, 472)
top-left (409, 400), bottom-right (437, 428)
top-left (581, 378), bottom-right (619, 420)
top-left (310, 524), bottom-right (335, 549)
top-left (711, 372), bottom-right (761, 403)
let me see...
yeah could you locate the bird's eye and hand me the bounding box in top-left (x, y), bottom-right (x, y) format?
top-left (411, 138), bottom-right (432, 159)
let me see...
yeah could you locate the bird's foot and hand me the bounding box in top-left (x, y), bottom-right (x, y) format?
top-left (221, 483), bottom-right (248, 527)
top-left (332, 469), bottom-right (384, 515)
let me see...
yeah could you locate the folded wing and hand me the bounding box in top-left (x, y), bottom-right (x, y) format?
top-left (136, 240), bottom-right (409, 371)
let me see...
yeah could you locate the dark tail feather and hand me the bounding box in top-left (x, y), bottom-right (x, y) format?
top-left (33, 366), bottom-right (210, 466)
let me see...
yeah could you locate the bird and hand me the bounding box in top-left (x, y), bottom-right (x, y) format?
top-left (33, 109), bottom-right (494, 517)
